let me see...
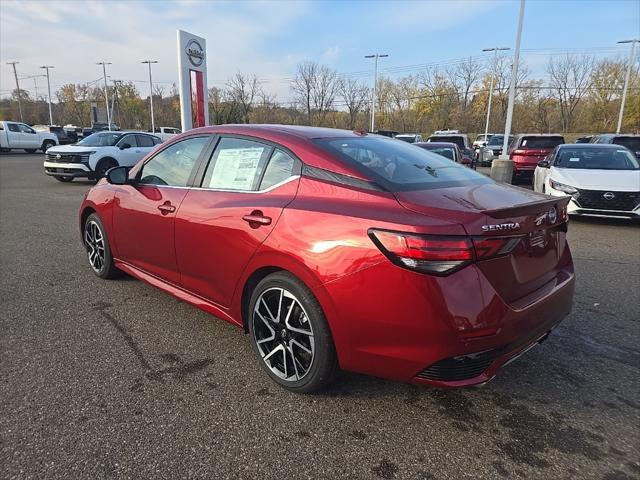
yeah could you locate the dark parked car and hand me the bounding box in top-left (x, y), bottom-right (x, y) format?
top-left (427, 134), bottom-right (475, 167)
top-left (590, 134), bottom-right (640, 159)
top-left (79, 125), bottom-right (574, 393)
top-left (575, 136), bottom-right (593, 144)
top-left (32, 125), bottom-right (74, 145)
top-left (508, 134), bottom-right (565, 183)
top-left (480, 134), bottom-right (516, 165)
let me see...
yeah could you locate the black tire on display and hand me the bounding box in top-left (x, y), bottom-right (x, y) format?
top-left (54, 176), bottom-right (74, 183)
top-left (94, 158), bottom-right (118, 180)
top-left (41, 140), bottom-right (55, 152)
top-left (248, 271), bottom-right (337, 393)
top-left (83, 213), bottom-right (120, 279)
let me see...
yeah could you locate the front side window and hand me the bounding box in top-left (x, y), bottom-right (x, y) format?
top-left (316, 136), bottom-right (491, 191)
top-left (17, 124), bottom-right (34, 134)
top-left (118, 135), bottom-right (138, 148)
top-left (139, 136), bottom-right (210, 186)
top-left (202, 137), bottom-right (272, 191)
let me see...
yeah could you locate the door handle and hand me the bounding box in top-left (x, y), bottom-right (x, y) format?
top-left (242, 210), bottom-right (272, 227)
top-left (157, 201), bottom-right (176, 215)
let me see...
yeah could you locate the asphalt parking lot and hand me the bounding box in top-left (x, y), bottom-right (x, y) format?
top-left (1, 153), bottom-right (639, 480)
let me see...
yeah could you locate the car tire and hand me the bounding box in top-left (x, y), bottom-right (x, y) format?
top-left (25, 149), bottom-right (37, 153)
top-left (248, 271), bottom-right (337, 393)
top-left (94, 158), bottom-right (118, 180)
top-left (41, 140), bottom-right (55, 152)
top-left (54, 176), bottom-right (74, 183)
top-left (83, 213), bottom-right (120, 279)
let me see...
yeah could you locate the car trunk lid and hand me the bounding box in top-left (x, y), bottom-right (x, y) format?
top-left (395, 182), bottom-right (571, 303)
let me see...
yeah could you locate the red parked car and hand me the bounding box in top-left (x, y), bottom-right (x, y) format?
top-left (508, 134), bottom-right (565, 183)
top-left (79, 125), bottom-right (575, 393)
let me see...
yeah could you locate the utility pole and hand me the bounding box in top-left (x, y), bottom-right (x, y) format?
top-left (40, 65), bottom-right (55, 125)
top-left (141, 60), bottom-right (158, 133)
top-left (96, 62), bottom-right (112, 130)
top-left (492, 0), bottom-right (525, 183)
top-left (111, 80), bottom-right (120, 126)
top-left (616, 39), bottom-right (639, 134)
top-left (7, 61), bottom-right (23, 122)
top-left (481, 48), bottom-right (510, 147)
top-left (365, 53), bottom-right (388, 132)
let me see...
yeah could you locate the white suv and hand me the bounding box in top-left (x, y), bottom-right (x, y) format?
top-left (44, 131), bottom-right (161, 182)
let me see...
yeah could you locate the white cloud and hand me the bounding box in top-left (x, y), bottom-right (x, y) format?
top-left (0, 0), bottom-right (310, 101)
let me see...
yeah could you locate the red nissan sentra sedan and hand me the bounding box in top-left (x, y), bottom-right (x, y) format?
top-left (79, 125), bottom-right (575, 393)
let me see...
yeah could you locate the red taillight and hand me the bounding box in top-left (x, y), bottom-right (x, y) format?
top-left (369, 229), bottom-right (521, 275)
top-left (512, 149), bottom-right (526, 155)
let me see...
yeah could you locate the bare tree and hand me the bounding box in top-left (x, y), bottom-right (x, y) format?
top-left (588, 58), bottom-right (626, 130)
top-left (547, 54), bottom-right (594, 132)
top-left (339, 78), bottom-right (369, 129)
top-left (226, 72), bottom-right (261, 123)
top-left (292, 62), bottom-right (340, 126)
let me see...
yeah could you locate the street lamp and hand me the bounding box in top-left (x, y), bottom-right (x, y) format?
top-left (492, 0), bottom-right (525, 183)
top-left (616, 39), bottom-right (639, 134)
top-left (6, 61), bottom-right (23, 122)
top-left (141, 60), bottom-right (158, 134)
top-left (365, 53), bottom-right (389, 132)
top-left (40, 65), bottom-right (55, 126)
top-left (481, 48), bottom-right (510, 150)
top-left (96, 62), bottom-right (112, 130)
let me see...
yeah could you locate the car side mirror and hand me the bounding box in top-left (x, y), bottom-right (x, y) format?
top-left (119, 143), bottom-right (131, 150)
top-left (537, 159), bottom-right (550, 168)
top-left (106, 166), bottom-right (131, 185)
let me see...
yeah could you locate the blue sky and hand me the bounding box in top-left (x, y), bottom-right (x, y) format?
top-left (1, 0), bottom-right (639, 101)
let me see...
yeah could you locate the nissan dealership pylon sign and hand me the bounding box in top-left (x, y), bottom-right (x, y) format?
top-left (177, 30), bottom-right (209, 131)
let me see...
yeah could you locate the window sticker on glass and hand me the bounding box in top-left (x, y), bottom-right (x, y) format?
top-left (209, 147), bottom-right (264, 190)
top-left (569, 157), bottom-right (580, 162)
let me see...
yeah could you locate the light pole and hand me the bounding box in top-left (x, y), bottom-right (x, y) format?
top-left (365, 53), bottom-right (388, 132)
top-left (481, 48), bottom-right (510, 148)
top-left (6, 61), bottom-right (23, 122)
top-left (96, 62), bottom-right (112, 130)
top-left (492, 0), bottom-right (525, 183)
top-left (616, 39), bottom-right (639, 134)
top-left (40, 65), bottom-right (55, 125)
top-left (142, 60), bottom-right (158, 133)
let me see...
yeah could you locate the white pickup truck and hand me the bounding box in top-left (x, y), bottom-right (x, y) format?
top-left (0, 121), bottom-right (59, 153)
top-left (152, 127), bottom-right (181, 141)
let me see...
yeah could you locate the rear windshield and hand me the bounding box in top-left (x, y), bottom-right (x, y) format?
top-left (520, 136), bottom-right (564, 149)
top-left (555, 147), bottom-right (639, 170)
top-left (428, 136), bottom-right (465, 148)
top-left (613, 137), bottom-right (640, 153)
top-left (314, 137), bottom-right (491, 191)
top-left (395, 136), bottom-right (416, 143)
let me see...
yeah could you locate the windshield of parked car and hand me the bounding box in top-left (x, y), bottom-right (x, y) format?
top-left (418, 146), bottom-right (455, 161)
top-left (488, 135), bottom-right (512, 146)
top-left (315, 136), bottom-right (491, 191)
top-left (613, 136), bottom-right (640, 153)
top-left (77, 132), bottom-right (122, 147)
top-left (520, 136), bottom-right (565, 149)
top-left (554, 147), bottom-right (639, 170)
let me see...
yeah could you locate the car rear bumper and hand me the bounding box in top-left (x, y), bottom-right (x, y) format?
top-left (320, 256), bottom-right (575, 388)
top-left (44, 161), bottom-right (91, 178)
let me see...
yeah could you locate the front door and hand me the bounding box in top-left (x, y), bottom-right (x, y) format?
top-left (175, 137), bottom-right (301, 307)
top-left (112, 135), bottom-right (212, 284)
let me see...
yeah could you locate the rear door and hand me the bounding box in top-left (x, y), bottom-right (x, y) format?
top-left (115, 134), bottom-right (142, 166)
top-left (175, 136), bottom-right (301, 307)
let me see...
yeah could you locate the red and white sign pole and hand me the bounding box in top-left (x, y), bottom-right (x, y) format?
top-left (177, 30), bottom-right (209, 131)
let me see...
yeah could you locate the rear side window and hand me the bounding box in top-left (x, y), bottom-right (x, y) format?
top-left (260, 149), bottom-right (299, 190)
top-left (139, 136), bottom-right (209, 187)
top-left (7, 123), bottom-right (20, 132)
top-left (520, 136), bottom-right (564, 149)
top-left (202, 137), bottom-right (272, 191)
top-left (315, 136), bottom-right (491, 191)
